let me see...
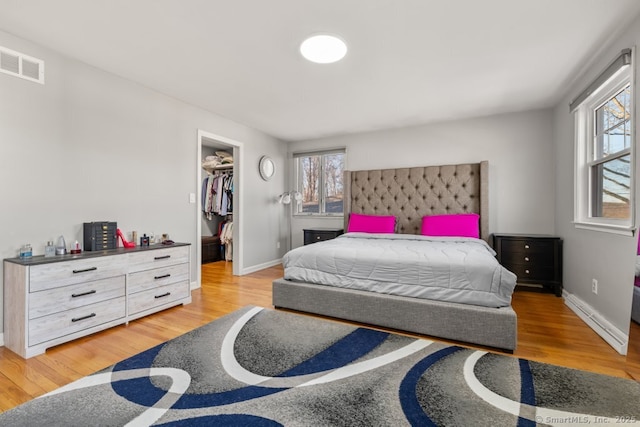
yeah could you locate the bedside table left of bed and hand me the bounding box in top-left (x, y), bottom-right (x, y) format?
top-left (303, 228), bottom-right (344, 245)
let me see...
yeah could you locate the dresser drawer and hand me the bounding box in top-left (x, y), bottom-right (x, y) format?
top-left (128, 263), bottom-right (189, 294)
top-left (29, 275), bottom-right (126, 320)
top-left (29, 296), bottom-right (126, 346)
top-left (29, 255), bottom-right (125, 292)
top-left (128, 281), bottom-right (189, 316)
top-left (127, 246), bottom-right (189, 273)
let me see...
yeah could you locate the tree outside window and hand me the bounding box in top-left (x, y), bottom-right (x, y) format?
top-left (591, 84), bottom-right (631, 219)
top-left (295, 151), bottom-right (345, 215)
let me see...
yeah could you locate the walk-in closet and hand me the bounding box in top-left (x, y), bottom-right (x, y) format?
top-left (201, 145), bottom-right (234, 265)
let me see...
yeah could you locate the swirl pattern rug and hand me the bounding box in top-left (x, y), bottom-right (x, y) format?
top-left (2, 306), bottom-right (639, 426)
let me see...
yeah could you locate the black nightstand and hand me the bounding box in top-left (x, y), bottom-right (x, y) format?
top-left (303, 228), bottom-right (344, 245)
top-left (492, 234), bottom-right (563, 296)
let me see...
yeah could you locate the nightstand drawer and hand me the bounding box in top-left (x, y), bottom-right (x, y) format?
top-left (303, 228), bottom-right (344, 245)
top-left (499, 251), bottom-right (554, 267)
top-left (507, 264), bottom-right (556, 282)
top-left (499, 239), bottom-right (554, 255)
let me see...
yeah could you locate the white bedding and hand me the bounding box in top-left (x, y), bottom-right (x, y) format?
top-left (283, 232), bottom-right (517, 308)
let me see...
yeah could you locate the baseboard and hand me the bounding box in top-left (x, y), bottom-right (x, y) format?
top-left (0, 332), bottom-right (4, 347)
top-left (190, 280), bottom-right (200, 290)
top-left (564, 292), bottom-right (628, 355)
top-left (241, 259), bottom-right (282, 275)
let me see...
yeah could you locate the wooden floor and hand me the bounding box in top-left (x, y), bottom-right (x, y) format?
top-left (1, 261), bottom-right (639, 413)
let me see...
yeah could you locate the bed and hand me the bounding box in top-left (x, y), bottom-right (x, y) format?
top-left (272, 161), bottom-right (519, 351)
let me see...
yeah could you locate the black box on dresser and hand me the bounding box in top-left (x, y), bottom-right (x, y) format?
top-left (83, 221), bottom-right (117, 251)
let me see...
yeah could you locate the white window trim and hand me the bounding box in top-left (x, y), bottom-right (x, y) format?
top-left (293, 148), bottom-right (346, 217)
top-left (573, 51), bottom-right (635, 236)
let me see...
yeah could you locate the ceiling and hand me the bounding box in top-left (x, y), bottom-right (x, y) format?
top-left (1, 0), bottom-right (640, 142)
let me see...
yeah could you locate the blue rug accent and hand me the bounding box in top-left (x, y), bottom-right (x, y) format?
top-left (156, 414), bottom-right (283, 426)
top-left (279, 328), bottom-right (389, 377)
top-left (399, 346), bottom-right (462, 427)
top-left (109, 336), bottom-right (288, 409)
top-left (172, 385), bottom-right (288, 409)
top-left (112, 376), bottom-right (171, 408)
top-left (517, 358), bottom-right (537, 427)
top-left (113, 342), bottom-right (165, 372)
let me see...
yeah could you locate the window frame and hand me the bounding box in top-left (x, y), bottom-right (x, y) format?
top-left (574, 54), bottom-right (635, 235)
top-left (293, 149), bottom-right (346, 217)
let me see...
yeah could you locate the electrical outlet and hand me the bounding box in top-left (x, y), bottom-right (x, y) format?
top-left (592, 279), bottom-right (598, 294)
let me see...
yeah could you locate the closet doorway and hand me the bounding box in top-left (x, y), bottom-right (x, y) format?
top-left (197, 129), bottom-right (243, 284)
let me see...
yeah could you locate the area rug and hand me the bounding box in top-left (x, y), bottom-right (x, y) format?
top-left (2, 306), bottom-right (639, 426)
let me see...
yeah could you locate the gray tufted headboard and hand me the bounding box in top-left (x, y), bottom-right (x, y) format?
top-left (343, 161), bottom-right (489, 241)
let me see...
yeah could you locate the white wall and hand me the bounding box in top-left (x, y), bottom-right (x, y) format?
top-left (552, 15), bottom-right (640, 334)
top-left (288, 109), bottom-right (556, 248)
top-left (0, 30), bottom-right (288, 336)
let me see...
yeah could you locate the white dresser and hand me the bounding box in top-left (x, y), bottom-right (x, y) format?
top-left (3, 243), bottom-right (191, 358)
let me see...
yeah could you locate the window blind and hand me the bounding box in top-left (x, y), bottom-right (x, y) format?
top-left (569, 48), bottom-right (631, 112)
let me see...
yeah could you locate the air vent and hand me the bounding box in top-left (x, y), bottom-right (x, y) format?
top-left (0, 46), bottom-right (44, 84)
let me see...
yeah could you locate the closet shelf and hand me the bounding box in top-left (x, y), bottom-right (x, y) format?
top-left (202, 163), bottom-right (233, 174)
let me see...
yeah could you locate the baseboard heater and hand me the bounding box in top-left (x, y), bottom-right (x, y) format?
top-left (564, 292), bottom-right (628, 355)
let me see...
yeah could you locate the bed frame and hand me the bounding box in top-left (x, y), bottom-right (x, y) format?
top-left (272, 161), bottom-right (517, 351)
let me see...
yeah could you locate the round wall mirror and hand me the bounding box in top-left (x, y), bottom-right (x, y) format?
top-left (259, 156), bottom-right (275, 181)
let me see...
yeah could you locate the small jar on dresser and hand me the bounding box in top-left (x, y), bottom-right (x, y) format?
top-left (492, 234), bottom-right (563, 297)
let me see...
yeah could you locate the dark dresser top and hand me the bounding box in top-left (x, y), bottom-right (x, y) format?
top-left (4, 242), bottom-right (191, 266)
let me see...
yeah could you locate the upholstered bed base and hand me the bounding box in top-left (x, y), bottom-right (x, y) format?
top-left (632, 285), bottom-right (640, 325)
top-left (272, 278), bottom-right (517, 352)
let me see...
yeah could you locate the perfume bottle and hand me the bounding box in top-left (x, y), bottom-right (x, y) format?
top-left (70, 240), bottom-right (82, 254)
top-left (45, 241), bottom-right (56, 257)
top-left (55, 235), bottom-right (67, 255)
top-left (19, 244), bottom-right (32, 259)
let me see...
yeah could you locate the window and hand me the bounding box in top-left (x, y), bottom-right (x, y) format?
top-left (573, 49), bottom-right (634, 233)
top-left (294, 149), bottom-right (345, 215)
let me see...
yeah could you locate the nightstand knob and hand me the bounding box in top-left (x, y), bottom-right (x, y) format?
top-left (525, 269), bottom-right (530, 274)
top-left (524, 244), bottom-right (530, 249)
top-left (524, 257), bottom-right (530, 262)
top-left (316, 236), bottom-right (321, 240)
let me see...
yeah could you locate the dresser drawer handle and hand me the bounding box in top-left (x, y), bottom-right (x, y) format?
top-left (154, 292), bottom-right (171, 299)
top-left (316, 236), bottom-right (321, 240)
top-left (154, 274), bottom-right (171, 280)
top-left (71, 290), bottom-right (97, 298)
top-left (154, 255), bottom-right (171, 260)
top-left (524, 257), bottom-right (530, 262)
top-left (72, 267), bottom-right (97, 274)
top-left (71, 313), bottom-right (96, 322)
top-left (525, 269), bottom-right (530, 274)
top-left (524, 244), bottom-right (530, 249)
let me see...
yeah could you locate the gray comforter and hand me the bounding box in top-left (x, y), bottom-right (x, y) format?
top-left (283, 232), bottom-right (517, 308)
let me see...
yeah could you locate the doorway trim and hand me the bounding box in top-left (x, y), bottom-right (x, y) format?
top-left (197, 129), bottom-right (244, 286)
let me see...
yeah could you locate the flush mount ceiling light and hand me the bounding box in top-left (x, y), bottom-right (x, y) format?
top-left (300, 34), bottom-right (347, 64)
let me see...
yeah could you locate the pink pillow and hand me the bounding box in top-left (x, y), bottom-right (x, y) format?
top-left (421, 213), bottom-right (480, 238)
top-left (347, 213), bottom-right (396, 233)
